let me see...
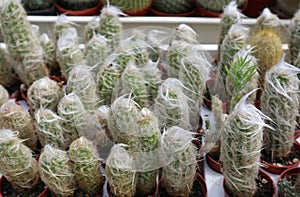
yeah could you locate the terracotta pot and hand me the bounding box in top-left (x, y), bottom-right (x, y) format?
top-left (150, 8), bottom-right (197, 17)
top-left (206, 153), bottom-right (222, 174)
top-left (243, 0), bottom-right (275, 18)
top-left (0, 176), bottom-right (49, 197)
top-left (261, 140), bottom-right (300, 175)
top-left (197, 1), bottom-right (248, 17)
top-left (295, 130), bottom-right (300, 139)
top-left (277, 166), bottom-right (300, 197)
top-left (125, 4), bottom-right (152, 16)
top-left (223, 169), bottom-right (276, 197)
top-left (55, 2), bottom-right (102, 16)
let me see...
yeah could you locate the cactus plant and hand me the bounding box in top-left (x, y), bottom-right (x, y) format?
top-left (289, 9), bottom-right (300, 66)
top-left (53, 14), bottom-right (76, 42)
top-left (34, 108), bottom-right (67, 150)
top-left (22, 0), bottom-right (53, 11)
top-left (261, 60), bottom-right (300, 160)
top-left (69, 137), bottom-right (104, 196)
top-left (66, 65), bottom-right (99, 111)
top-left (27, 76), bottom-right (62, 115)
top-left (85, 34), bottom-right (108, 69)
top-left (102, 0), bottom-right (152, 15)
top-left (106, 144), bottom-right (137, 197)
top-left (220, 92), bottom-right (270, 197)
top-left (83, 17), bottom-right (100, 42)
top-left (38, 144), bottom-right (76, 197)
top-left (162, 126), bottom-right (197, 196)
top-left (197, 0), bottom-right (247, 13)
top-left (57, 0), bottom-right (99, 10)
top-left (0, 84), bottom-right (9, 107)
top-left (278, 173), bottom-right (300, 197)
top-left (152, 0), bottom-right (195, 14)
top-left (0, 99), bottom-right (37, 150)
top-left (40, 33), bottom-right (58, 73)
top-left (0, 129), bottom-right (40, 193)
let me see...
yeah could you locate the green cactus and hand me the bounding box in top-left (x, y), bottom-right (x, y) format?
top-left (261, 60), bottom-right (299, 160)
top-left (102, 0), bottom-right (152, 14)
top-left (96, 105), bottom-right (114, 142)
top-left (34, 108), bottom-right (67, 150)
top-left (85, 34), bottom-right (108, 69)
top-left (0, 129), bottom-right (40, 193)
top-left (57, 0), bottom-right (99, 10)
top-left (289, 10), bottom-right (300, 66)
top-left (152, 0), bottom-right (195, 14)
top-left (38, 144), bottom-right (76, 197)
top-left (99, 6), bottom-right (123, 54)
top-left (278, 175), bottom-right (300, 197)
top-left (197, 0), bottom-right (246, 12)
top-left (220, 92), bottom-right (269, 197)
top-left (162, 126), bottom-right (197, 196)
top-left (114, 51), bottom-right (134, 73)
top-left (69, 137), bottom-right (104, 197)
top-left (40, 33), bottom-right (58, 73)
top-left (0, 99), bottom-right (37, 150)
top-left (83, 17), bottom-right (100, 42)
top-left (22, 0), bottom-right (53, 10)
top-left (66, 65), bottom-right (99, 111)
top-left (106, 144), bottom-right (137, 197)
top-left (53, 14), bottom-right (76, 42)
top-left (0, 84), bottom-right (9, 107)
top-left (27, 76), bottom-right (62, 115)
top-left (154, 78), bottom-right (191, 130)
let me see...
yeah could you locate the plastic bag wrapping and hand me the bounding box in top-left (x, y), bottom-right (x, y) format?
top-left (220, 91), bottom-right (270, 196)
top-left (0, 129), bottom-right (39, 190)
top-left (83, 16), bottom-right (100, 42)
top-left (27, 76), bottom-right (62, 114)
top-left (0, 84), bottom-right (8, 106)
top-left (53, 14), bottom-right (78, 42)
top-left (34, 108), bottom-right (67, 150)
top-left (85, 34), bottom-right (108, 69)
top-left (56, 27), bottom-right (86, 79)
top-left (40, 33), bottom-right (58, 73)
top-left (173, 24), bottom-right (199, 44)
top-left (261, 57), bottom-right (300, 159)
top-left (197, 0), bottom-right (246, 13)
top-left (289, 9), bottom-right (300, 65)
top-left (0, 99), bottom-right (37, 150)
top-left (66, 65), bottom-right (99, 112)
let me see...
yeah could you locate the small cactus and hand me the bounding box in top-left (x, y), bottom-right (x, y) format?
top-left (22, 0), bottom-right (53, 11)
top-left (69, 137), bottom-right (104, 197)
top-left (278, 175), bottom-right (300, 197)
top-left (152, 0), bottom-right (195, 14)
top-left (40, 33), bottom-right (58, 73)
top-left (197, 0), bottom-right (246, 13)
top-left (53, 14), bottom-right (77, 42)
top-left (83, 17), bottom-right (100, 42)
top-left (106, 144), bottom-right (137, 197)
top-left (289, 9), bottom-right (300, 66)
top-left (85, 34), bottom-right (108, 68)
top-left (0, 129), bottom-right (40, 192)
top-left (0, 99), bottom-right (37, 150)
top-left (38, 144), bottom-right (76, 197)
top-left (102, 0), bottom-right (152, 15)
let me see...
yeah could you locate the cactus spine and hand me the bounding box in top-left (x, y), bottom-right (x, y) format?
top-left (152, 0), bottom-right (195, 14)
top-left (83, 17), bottom-right (100, 42)
top-left (102, 0), bottom-right (152, 14)
top-left (278, 175), bottom-right (300, 197)
top-left (85, 34), bottom-right (108, 68)
top-left (38, 144), bottom-right (76, 197)
top-left (69, 137), bottom-right (104, 196)
top-left (289, 10), bottom-right (300, 66)
top-left (197, 0), bottom-right (246, 12)
top-left (40, 33), bottom-right (58, 73)
top-left (0, 129), bottom-right (40, 192)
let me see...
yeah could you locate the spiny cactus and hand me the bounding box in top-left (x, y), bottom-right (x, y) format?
top-left (53, 14), bottom-right (77, 42)
top-left (57, 0), bottom-right (99, 10)
top-left (0, 99), bottom-right (37, 150)
top-left (162, 126), bottom-right (197, 196)
top-left (154, 78), bottom-right (191, 130)
top-left (152, 0), bottom-right (195, 14)
top-left (22, 0), bottom-right (53, 10)
top-left (66, 65), bottom-right (99, 111)
top-left (0, 129), bottom-right (40, 192)
top-left (69, 137), bottom-right (104, 197)
top-left (83, 17), bottom-right (100, 42)
top-left (102, 0), bottom-right (152, 15)
top-left (0, 84), bottom-right (9, 107)
top-left (261, 60), bottom-right (300, 160)
top-left (85, 34), bottom-right (108, 68)
top-left (278, 174), bottom-right (300, 197)
top-left (220, 92), bottom-right (270, 197)
top-left (289, 9), bottom-right (300, 66)
top-left (38, 144), bottom-right (76, 197)
top-left (106, 144), bottom-right (137, 197)
top-left (197, 0), bottom-right (246, 13)
top-left (40, 33), bottom-right (58, 73)
top-left (99, 6), bottom-right (123, 54)
top-left (27, 76), bottom-right (62, 115)
top-left (34, 108), bottom-right (66, 150)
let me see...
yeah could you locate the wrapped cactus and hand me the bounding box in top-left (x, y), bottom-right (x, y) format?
top-left (69, 137), bottom-right (104, 196)
top-left (53, 14), bottom-right (77, 42)
top-left (162, 126), bottom-right (197, 196)
top-left (102, 0), bottom-right (152, 15)
top-left (0, 84), bottom-right (9, 107)
top-left (66, 65), bottom-right (99, 111)
top-left (85, 34), bottom-right (108, 68)
top-left (220, 92), bottom-right (270, 197)
top-left (0, 129), bottom-right (40, 192)
top-left (34, 108), bottom-right (67, 150)
top-left (38, 144), bottom-right (76, 197)
top-left (83, 17), bottom-right (100, 42)
top-left (261, 59), bottom-right (300, 160)
top-left (289, 9), bottom-right (300, 66)
top-left (27, 76), bottom-right (62, 114)
top-left (154, 78), bottom-right (191, 130)
top-left (99, 6), bottom-right (124, 54)
top-left (0, 100), bottom-right (37, 150)
top-left (152, 0), bottom-right (195, 14)
top-left (106, 144), bottom-right (137, 197)
top-left (40, 33), bottom-right (58, 73)
top-left (197, 0), bottom-right (246, 13)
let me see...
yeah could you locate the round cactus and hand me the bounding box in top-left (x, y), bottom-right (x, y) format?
top-left (197, 0), bottom-right (246, 13)
top-left (153, 0), bottom-right (195, 14)
top-left (102, 0), bottom-right (152, 15)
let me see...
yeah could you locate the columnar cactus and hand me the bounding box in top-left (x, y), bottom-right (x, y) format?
top-left (197, 0), bottom-right (246, 13)
top-left (69, 137), bottom-right (104, 197)
top-left (34, 108), bottom-right (67, 150)
top-left (0, 84), bottom-right (9, 107)
top-left (289, 9), bottom-right (300, 66)
top-left (162, 126), bottom-right (197, 196)
top-left (83, 17), bottom-right (100, 42)
top-left (0, 129), bottom-right (40, 192)
top-left (27, 76), bottom-right (62, 114)
top-left (38, 144), bottom-right (76, 197)
top-left (53, 14), bottom-right (76, 42)
top-left (253, 8), bottom-right (283, 35)
top-left (40, 33), bottom-right (58, 73)
top-left (220, 93), bottom-right (269, 197)
top-left (99, 6), bottom-right (123, 54)
top-left (261, 60), bottom-right (300, 160)
top-left (85, 34), bottom-right (108, 68)
top-left (0, 100), bottom-right (37, 150)
top-left (106, 144), bottom-right (137, 197)
top-left (66, 65), bottom-right (99, 111)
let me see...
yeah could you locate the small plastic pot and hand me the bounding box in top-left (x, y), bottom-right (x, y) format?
top-left (242, 0), bottom-right (275, 18)
top-left (277, 166), bottom-right (300, 197)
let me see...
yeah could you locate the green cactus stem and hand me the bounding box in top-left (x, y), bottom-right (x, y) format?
top-left (220, 92), bottom-right (269, 197)
top-left (83, 17), bottom-right (100, 42)
top-left (278, 175), bottom-right (300, 197)
top-left (40, 33), bottom-right (58, 73)
top-left (106, 144), bottom-right (137, 197)
top-left (197, 0), bottom-right (246, 13)
top-left (0, 129), bottom-right (40, 192)
top-left (0, 84), bottom-right (9, 107)
top-left (69, 137), bottom-right (104, 197)
top-left (34, 108), bottom-right (67, 150)
top-left (162, 126), bottom-right (197, 196)
top-left (102, 0), bottom-right (152, 14)
top-left (22, 0), bottom-right (53, 11)
top-left (38, 144), bottom-right (76, 197)
top-left (85, 34), bottom-right (108, 69)
top-left (289, 10), bottom-right (300, 66)
top-left (53, 14), bottom-right (77, 42)
top-left (0, 99), bottom-right (37, 150)
top-left (152, 0), bottom-right (195, 14)
top-left (261, 60), bottom-right (300, 160)
top-left (66, 65), bottom-right (99, 112)
top-left (27, 76), bottom-right (62, 115)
